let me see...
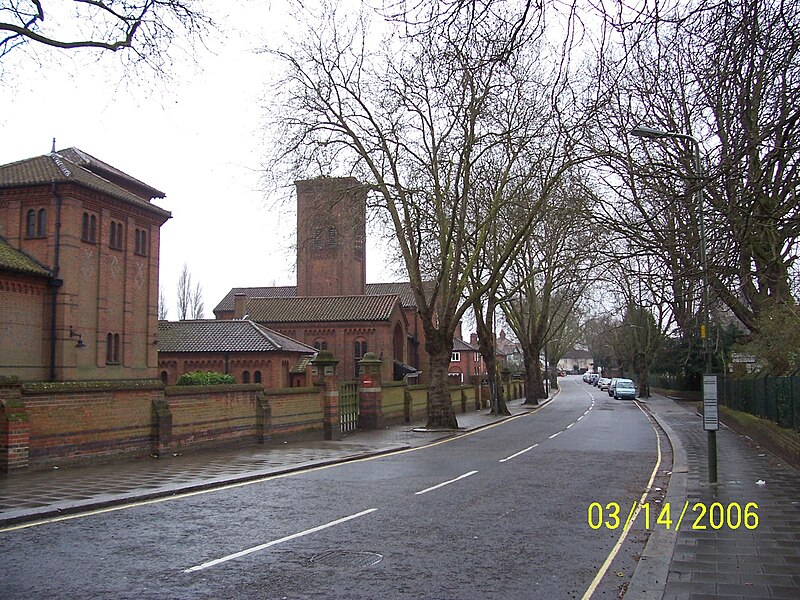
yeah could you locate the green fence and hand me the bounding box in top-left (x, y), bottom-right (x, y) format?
top-left (718, 376), bottom-right (800, 432)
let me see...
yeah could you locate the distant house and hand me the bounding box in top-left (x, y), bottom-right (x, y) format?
top-left (0, 148), bottom-right (170, 381)
top-left (448, 335), bottom-right (485, 384)
top-left (557, 349), bottom-right (594, 373)
top-left (157, 319), bottom-right (316, 387)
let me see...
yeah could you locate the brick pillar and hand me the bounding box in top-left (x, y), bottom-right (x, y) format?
top-left (151, 396), bottom-right (172, 456)
top-left (502, 367), bottom-right (512, 400)
top-left (0, 377), bottom-right (30, 472)
top-left (358, 352), bottom-right (383, 430)
top-left (255, 392), bottom-right (272, 443)
top-left (471, 375), bottom-right (482, 410)
top-left (312, 351), bottom-right (340, 440)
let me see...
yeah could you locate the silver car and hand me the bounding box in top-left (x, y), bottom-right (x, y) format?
top-left (613, 379), bottom-right (636, 400)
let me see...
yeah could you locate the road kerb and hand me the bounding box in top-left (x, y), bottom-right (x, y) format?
top-left (624, 400), bottom-right (688, 600)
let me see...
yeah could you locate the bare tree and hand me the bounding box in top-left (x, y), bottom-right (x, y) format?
top-left (189, 281), bottom-right (204, 320)
top-left (501, 176), bottom-right (599, 403)
top-left (158, 288), bottom-right (168, 320)
top-left (0, 0), bottom-right (213, 74)
top-left (267, 1), bottom-right (592, 427)
top-left (591, 0), bottom-right (800, 338)
top-left (176, 263), bottom-right (191, 320)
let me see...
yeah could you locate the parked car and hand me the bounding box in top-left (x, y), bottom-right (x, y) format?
top-left (587, 373), bottom-right (599, 385)
top-left (613, 378), bottom-right (637, 400)
top-left (597, 377), bottom-right (612, 391)
top-left (607, 378), bottom-right (619, 396)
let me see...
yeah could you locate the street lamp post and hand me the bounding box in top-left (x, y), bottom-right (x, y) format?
top-left (629, 124), bottom-right (718, 484)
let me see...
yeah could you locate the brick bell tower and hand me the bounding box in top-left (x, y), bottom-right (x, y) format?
top-left (296, 177), bottom-right (367, 296)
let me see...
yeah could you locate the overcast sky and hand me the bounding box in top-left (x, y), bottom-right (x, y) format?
top-left (0, 1), bottom-right (399, 318)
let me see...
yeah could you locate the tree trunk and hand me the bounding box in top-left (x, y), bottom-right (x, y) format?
top-left (425, 333), bottom-right (459, 429)
top-left (637, 366), bottom-right (651, 398)
top-left (523, 352), bottom-right (543, 405)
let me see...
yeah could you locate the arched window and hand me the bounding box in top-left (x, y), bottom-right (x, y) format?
top-left (107, 333), bottom-right (120, 364)
top-left (326, 225), bottom-right (338, 249)
top-left (253, 371), bottom-right (262, 384)
top-left (160, 371), bottom-right (169, 385)
top-left (242, 370), bottom-right (250, 383)
top-left (110, 221), bottom-right (123, 249)
top-left (25, 209), bottom-right (36, 237)
top-left (36, 208), bottom-right (46, 236)
top-left (134, 228), bottom-right (147, 256)
top-left (82, 213), bottom-right (97, 243)
top-left (354, 338), bottom-right (368, 378)
top-left (313, 338), bottom-right (328, 351)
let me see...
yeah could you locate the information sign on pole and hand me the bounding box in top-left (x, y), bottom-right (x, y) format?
top-left (703, 375), bottom-right (719, 431)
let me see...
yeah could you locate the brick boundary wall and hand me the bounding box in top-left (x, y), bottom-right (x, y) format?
top-left (0, 379), bottom-right (327, 472)
top-left (0, 374), bottom-right (521, 472)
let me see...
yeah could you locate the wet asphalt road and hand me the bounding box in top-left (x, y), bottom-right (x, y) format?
top-left (1, 377), bottom-right (663, 600)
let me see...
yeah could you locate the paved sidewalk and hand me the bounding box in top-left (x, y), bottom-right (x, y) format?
top-left (633, 395), bottom-right (800, 600)
top-left (0, 397), bottom-right (542, 527)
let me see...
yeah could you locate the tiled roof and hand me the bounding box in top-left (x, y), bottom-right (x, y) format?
top-left (0, 150), bottom-right (170, 219)
top-left (214, 281), bottom-right (433, 314)
top-left (246, 295), bottom-right (400, 323)
top-left (0, 236), bottom-right (51, 277)
top-left (56, 148), bottom-right (165, 198)
top-left (157, 320), bottom-right (316, 354)
top-left (453, 337), bottom-right (479, 352)
top-left (365, 282), bottom-right (431, 308)
top-left (214, 286), bottom-right (298, 313)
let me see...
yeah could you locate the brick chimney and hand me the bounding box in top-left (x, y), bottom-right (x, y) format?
top-left (234, 293), bottom-right (247, 319)
top-left (454, 320), bottom-right (463, 341)
top-left (470, 333), bottom-right (479, 347)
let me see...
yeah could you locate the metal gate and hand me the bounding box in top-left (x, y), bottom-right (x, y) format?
top-left (338, 381), bottom-right (359, 433)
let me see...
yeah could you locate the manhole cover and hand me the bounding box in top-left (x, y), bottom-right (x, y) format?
top-left (309, 550), bottom-right (383, 569)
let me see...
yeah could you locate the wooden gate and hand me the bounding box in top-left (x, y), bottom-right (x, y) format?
top-left (338, 381), bottom-right (359, 433)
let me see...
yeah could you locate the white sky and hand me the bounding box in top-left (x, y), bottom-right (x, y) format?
top-left (0, 1), bottom-right (399, 319)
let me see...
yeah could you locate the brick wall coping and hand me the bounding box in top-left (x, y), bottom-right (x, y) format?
top-left (262, 386), bottom-right (318, 396)
top-left (21, 380), bottom-right (164, 394)
top-left (164, 383), bottom-right (263, 396)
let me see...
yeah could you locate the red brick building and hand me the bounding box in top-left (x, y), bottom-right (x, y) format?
top-left (215, 177), bottom-right (431, 382)
top-left (448, 336), bottom-right (486, 384)
top-left (157, 319), bottom-right (316, 387)
top-left (0, 148), bottom-right (170, 381)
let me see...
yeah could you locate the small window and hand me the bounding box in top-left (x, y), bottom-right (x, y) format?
top-left (106, 332), bottom-right (120, 364)
top-left (37, 208), bottom-right (46, 237)
top-left (109, 220), bottom-right (124, 250)
top-left (474, 352), bottom-right (480, 362)
top-left (311, 227), bottom-right (323, 250)
top-left (313, 338), bottom-right (328, 351)
top-left (326, 226), bottom-right (338, 249)
top-left (451, 352), bottom-right (461, 362)
top-left (354, 339), bottom-right (368, 378)
top-left (25, 209), bottom-right (36, 237)
top-left (254, 371), bottom-right (262, 384)
top-left (160, 371), bottom-right (169, 385)
top-left (242, 370), bottom-right (251, 384)
top-left (134, 228), bottom-right (147, 256)
top-left (82, 212), bottom-right (97, 243)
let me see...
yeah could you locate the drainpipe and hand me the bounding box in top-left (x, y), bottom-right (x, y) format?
top-left (48, 182), bottom-right (63, 381)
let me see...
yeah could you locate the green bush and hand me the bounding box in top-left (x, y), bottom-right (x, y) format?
top-left (176, 371), bottom-right (235, 386)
